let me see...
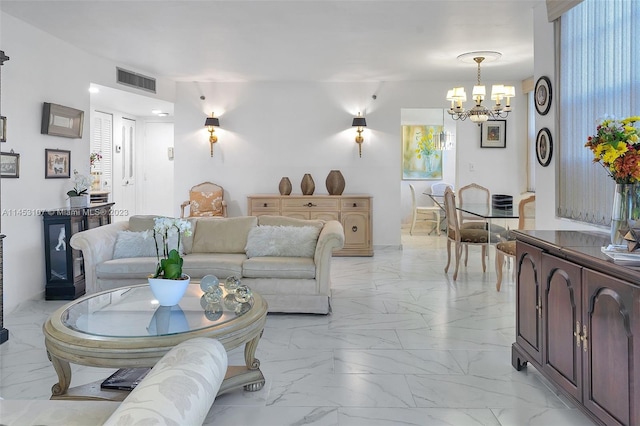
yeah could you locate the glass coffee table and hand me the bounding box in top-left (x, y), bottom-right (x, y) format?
top-left (43, 282), bottom-right (268, 400)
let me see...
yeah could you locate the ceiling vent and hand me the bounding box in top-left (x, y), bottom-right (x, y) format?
top-left (116, 67), bottom-right (156, 93)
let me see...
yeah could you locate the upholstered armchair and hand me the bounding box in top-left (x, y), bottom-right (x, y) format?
top-left (180, 182), bottom-right (227, 218)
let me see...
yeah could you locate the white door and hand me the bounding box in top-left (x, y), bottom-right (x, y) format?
top-left (140, 122), bottom-right (174, 216)
top-left (118, 117), bottom-right (136, 218)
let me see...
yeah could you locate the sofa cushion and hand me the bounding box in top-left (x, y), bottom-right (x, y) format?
top-left (97, 257), bottom-right (158, 279)
top-left (257, 215), bottom-right (324, 230)
top-left (243, 257), bottom-right (315, 279)
top-left (192, 216), bottom-right (257, 253)
top-left (182, 253), bottom-right (245, 278)
top-left (127, 215), bottom-right (196, 255)
top-left (245, 225), bottom-right (320, 258)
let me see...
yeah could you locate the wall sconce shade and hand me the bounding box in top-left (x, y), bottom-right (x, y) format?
top-left (204, 113), bottom-right (220, 157)
top-left (352, 113), bottom-right (367, 157)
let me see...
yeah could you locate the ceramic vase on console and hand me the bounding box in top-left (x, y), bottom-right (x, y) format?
top-left (325, 170), bottom-right (345, 195)
top-left (148, 274), bottom-right (190, 306)
top-left (301, 173), bottom-right (315, 195)
top-left (610, 183), bottom-right (640, 245)
top-left (279, 177), bottom-right (292, 195)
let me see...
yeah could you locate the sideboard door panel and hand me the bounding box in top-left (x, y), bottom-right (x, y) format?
top-left (542, 253), bottom-right (582, 401)
top-left (515, 241), bottom-right (543, 365)
top-left (583, 269), bottom-right (636, 426)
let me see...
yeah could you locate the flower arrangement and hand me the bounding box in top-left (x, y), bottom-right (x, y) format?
top-left (66, 170), bottom-right (91, 197)
top-left (149, 217), bottom-right (192, 280)
top-left (585, 116), bottom-right (640, 183)
top-left (415, 127), bottom-right (438, 159)
top-left (89, 152), bottom-right (102, 167)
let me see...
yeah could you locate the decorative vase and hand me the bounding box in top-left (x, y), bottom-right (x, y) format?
top-left (325, 170), bottom-right (345, 195)
top-left (610, 183), bottom-right (640, 245)
top-left (69, 195), bottom-right (89, 208)
top-left (279, 177), bottom-right (292, 195)
top-left (301, 173), bottom-right (315, 195)
top-left (148, 274), bottom-right (191, 306)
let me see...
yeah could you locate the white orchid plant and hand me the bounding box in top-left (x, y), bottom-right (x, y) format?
top-left (148, 217), bottom-right (192, 280)
top-left (67, 170), bottom-right (91, 197)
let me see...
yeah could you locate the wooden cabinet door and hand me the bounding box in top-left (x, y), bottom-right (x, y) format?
top-left (582, 269), bottom-right (638, 426)
top-left (541, 253), bottom-right (582, 401)
top-left (311, 211), bottom-right (339, 221)
top-left (342, 212), bottom-right (370, 251)
top-left (515, 241), bottom-right (543, 365)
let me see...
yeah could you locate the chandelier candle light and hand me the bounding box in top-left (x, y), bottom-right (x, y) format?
top-left (446, 51), bottom-right (515, 125)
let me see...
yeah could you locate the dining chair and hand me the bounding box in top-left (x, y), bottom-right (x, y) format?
top-left (409, 184), bottom-right (440, 235)
top-left (495, 194), bottom-right (536, 291)
top-left (443, 187), bottom-right (502, 280)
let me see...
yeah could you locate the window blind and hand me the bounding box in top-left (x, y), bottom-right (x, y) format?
top-left (558, 0), bottom-right (639, 226)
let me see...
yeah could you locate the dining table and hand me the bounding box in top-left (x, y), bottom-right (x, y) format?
top-left (456, 202), bottom-right (520, 260)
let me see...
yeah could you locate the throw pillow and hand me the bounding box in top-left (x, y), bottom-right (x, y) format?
top-left (113, 231), bottom-right (181, 259)
top-left (244, 225), bottom-right (321, 258)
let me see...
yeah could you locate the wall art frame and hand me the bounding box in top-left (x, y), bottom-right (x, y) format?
top-left (41, 103), bottom-right (84, 138)
top-left (536, 127), bottom-right (553, 167)
top-left (0, 151), bottom-right (19, 178)
top-left (401, 124), bottom-right (443, 180)
top-left (0, 116), bottom-right (6, 142)
top-left (480, 120), bottom-right (506, 148)
top-left (534, 76), bottom-right (552, 116)
top-left (45, 148), bottom-right (71, 178)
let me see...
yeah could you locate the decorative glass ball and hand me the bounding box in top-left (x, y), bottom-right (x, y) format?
top-left (200, 274), bottom-right (220, 292)
top-left (223, 293), bottom-right (239, 310)
top-left (224, 276), bottom-right (241, 293)
top-left (203, 286), bottom-right (223, 304)
top-left (204, 302), bottom-right (223, 321)
top-left (234, 285), bottom-right (252, 303)
top-left (235, 302), bottom-right (251, 316)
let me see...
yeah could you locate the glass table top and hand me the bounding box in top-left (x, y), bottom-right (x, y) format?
top-left (61, 283), bottom-right (254, 338)
top-left (457, 203), bottom-right (520, 219)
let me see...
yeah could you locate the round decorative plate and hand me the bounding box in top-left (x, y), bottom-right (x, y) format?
top-left (534, 76), bottom-right (552, 116)
top-left (536, 127), bottom-right (553, 167)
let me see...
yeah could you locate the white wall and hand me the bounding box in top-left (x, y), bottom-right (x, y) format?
top-left (0, 13), bottom-right (175, 313)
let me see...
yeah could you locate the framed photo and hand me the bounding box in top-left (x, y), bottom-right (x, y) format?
top-left (41, 103), bottom-right (84, 138)
top-left (45, 148), bottom-right (71, 178)
top-left (401, 124), bottom-right (443, 180)
top-left (536, 127), bottom-right (553, 167)
top-left (480, 120), bottom-right (506, 148)
top-left (534, 76), bottom-right (552, 116)
top-left (0, 116), bottom-right (6, 142)
top-left (0, 151), bottom-right (19, 178)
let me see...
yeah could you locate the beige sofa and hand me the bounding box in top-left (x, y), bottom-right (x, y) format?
top-left (70, 215), bottom-right (345, 314)
top-left (0, 337), bottom-right (228, 426)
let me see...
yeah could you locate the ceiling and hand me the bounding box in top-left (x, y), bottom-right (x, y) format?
top-left (1, 0), bottom-right (542, 115)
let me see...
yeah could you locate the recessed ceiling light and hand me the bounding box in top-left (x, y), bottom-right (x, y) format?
top-left (157, 112), bottom-right (169, 117)
top-left (88, 86), bottom-right (99, 93)
top-left (151, 109), bottom-right (162, 114)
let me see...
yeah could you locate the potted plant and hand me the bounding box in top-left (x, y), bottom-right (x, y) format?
top-left (67, 170), bottom-right (91, 208)
top-left (147, 217), bottom-right (193, 306)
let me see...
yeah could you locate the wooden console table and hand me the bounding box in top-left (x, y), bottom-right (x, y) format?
top-left (247, 194), bottom-right (373, 256)
top-left (512, 230), bottom-right (639, 426)
top-left (42, 203), bottom-right (115, 300)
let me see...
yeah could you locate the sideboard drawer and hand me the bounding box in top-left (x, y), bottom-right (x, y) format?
top-left (282, 198), bottom-right (340, 211)
top-left (250, 198), bottom-right (280, 212)
top-left (341, 198), bottom-right (370, 211)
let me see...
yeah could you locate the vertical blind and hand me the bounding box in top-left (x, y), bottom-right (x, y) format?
top-left (558, 0), bottom-right (639, 225)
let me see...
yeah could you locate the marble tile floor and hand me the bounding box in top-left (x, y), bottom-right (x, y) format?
top-left (0, 229), bottom-right (595, 426)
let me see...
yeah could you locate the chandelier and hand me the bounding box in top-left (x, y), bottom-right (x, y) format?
top-left (446, 51), bottom-right (515, 125)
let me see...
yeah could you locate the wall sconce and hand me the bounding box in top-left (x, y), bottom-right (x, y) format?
top-left (204, 112), bottom-right (220, 157)
top-left (351, 112), bottom-right (367, 157)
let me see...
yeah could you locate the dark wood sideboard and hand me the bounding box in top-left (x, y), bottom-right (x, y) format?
top-left (42, 203), bottom-right (114, 300)
top-left (512, 230), bottom-right (639, 426)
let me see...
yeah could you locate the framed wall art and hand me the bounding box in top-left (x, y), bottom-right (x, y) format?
top-left (480, 120), bottom-right (506, 148)
top-left (41, 103), bottom-right (84, 138)
top-left (45, 148), bottom-right (71, 178)
top-left (401, 124), bottom-right (443, 180)
top-left (1, 151), bottom-right (19, 178)
top-left (0, 116), bottom-right (6, 142)
top-left (534, 76), bottom-right (552, 116)
top-left (536, 127), bottom-right (553, 167)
